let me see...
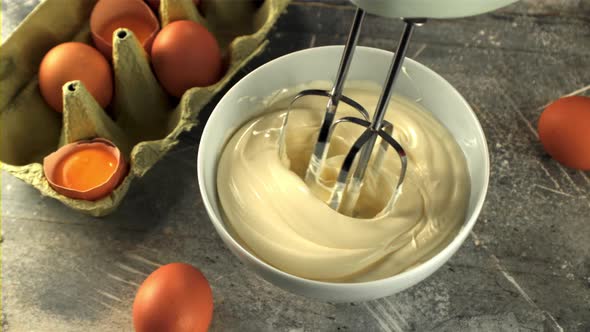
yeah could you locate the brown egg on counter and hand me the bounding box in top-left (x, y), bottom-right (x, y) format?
top-left (133, 263), bottom-right (214, 332)
top-left (90, 0), bottom-right (160, 59)
top-left (39, 42), bottom-right (113, 112)
top-left (43, 138), bottom-right (127, 201)
top-left (538, 96), bottom-right (590, 170)
top-left (151, 20), bottom-right (222, 97)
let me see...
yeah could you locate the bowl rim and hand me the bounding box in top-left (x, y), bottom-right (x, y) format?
top-left (197, 45), bottom-right (490, 289)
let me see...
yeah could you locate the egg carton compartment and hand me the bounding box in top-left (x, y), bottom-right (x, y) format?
top-left (0, 0), bottom-right (289, 216)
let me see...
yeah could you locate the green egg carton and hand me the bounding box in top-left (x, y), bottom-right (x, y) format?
top-left (0, 0), bottom-right (289, 216)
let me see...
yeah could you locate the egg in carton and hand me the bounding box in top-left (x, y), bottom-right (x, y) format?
top-left (0, 0), bottom-right (289, 216)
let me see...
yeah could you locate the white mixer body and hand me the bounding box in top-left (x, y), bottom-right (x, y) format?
top-left (350, 0), bottom-right (519, 19)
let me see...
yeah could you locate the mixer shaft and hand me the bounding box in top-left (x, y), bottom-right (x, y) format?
top-left (279, 8), bottom-right (425, 216)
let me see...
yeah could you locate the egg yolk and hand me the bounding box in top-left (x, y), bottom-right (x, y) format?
top-left (54, 147), bottom-right (118, 191)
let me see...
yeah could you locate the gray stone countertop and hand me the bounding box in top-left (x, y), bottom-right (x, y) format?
top-left (2, 0), bottom-right (589, 331)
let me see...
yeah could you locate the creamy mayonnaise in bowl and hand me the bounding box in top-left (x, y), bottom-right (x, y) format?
top-left (197, 46), bottom-right (490, 302)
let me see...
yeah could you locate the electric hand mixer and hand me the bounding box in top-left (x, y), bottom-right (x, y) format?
top-left (280, 0), bottom-right (518, 216)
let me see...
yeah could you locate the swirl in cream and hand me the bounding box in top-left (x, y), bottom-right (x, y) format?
top-left (217, 83), bottom-right (470, 282)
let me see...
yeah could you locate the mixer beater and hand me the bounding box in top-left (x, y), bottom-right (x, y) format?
top-left (280, 9), bottom-right (424, 216)
top-left (279, 0), bottom-right (519, 216)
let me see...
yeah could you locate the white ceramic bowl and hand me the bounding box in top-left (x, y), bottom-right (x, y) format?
top-left (197, 46), bottom-right (490, 302)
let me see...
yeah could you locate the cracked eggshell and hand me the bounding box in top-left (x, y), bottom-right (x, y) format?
top-left (90, 0), bottom-right (160, 59)
top-left (43, 138), bottom-right (128, 201)
top-left (146, 0), bottom-right (200, 12)
top-left (1, 0), bottom-right (290, 216)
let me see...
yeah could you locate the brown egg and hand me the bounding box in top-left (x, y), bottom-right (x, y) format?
top-left (43, 138), bottom-right (127, 201)
top-left (39, 42), bottom-right (113, 112)
top-left (151, 20), bottom-right (222, 97)
top-left (133, 263), bottom-right (214, 332)
top-left (91, 0), bottom-right (160, 59)
top-left (538, 96), bottom-right (590, 170)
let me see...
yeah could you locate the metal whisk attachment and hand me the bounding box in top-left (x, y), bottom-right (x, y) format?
top-left (279, 8), bottom-right (425, 216)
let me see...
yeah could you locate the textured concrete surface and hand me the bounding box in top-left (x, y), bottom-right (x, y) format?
top-left (2, 0), bottom-right (589, 331)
